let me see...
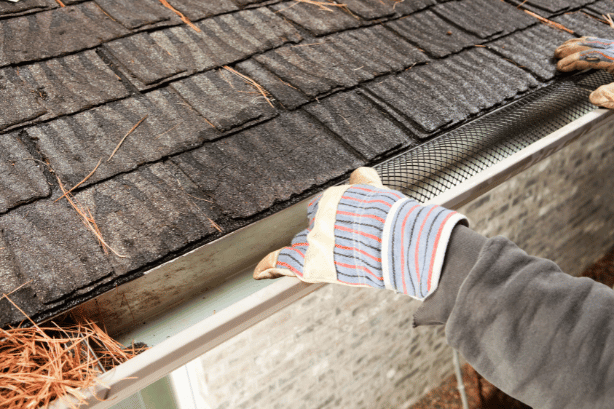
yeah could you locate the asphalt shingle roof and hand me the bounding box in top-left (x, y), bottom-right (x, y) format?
top-left (0, 0), bottom-right (612, 327)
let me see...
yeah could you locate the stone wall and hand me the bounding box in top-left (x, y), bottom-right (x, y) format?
top-left (178, 120), bottom-right (614, 409)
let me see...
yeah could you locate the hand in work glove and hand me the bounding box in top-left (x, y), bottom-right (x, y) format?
top-left (253, 167), bottom-right (467, 300)
top-left (555, 37), bottom-right (614, 108)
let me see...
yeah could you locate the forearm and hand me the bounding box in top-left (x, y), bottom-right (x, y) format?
top-left (418, 227), bottom-right (614, 408)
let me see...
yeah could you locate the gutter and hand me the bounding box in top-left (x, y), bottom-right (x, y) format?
top-left (52, 75), bottom-right (614, 408)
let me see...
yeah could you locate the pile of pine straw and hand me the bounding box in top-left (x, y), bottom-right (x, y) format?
top-left (1, 295), bottom-right (146, 409)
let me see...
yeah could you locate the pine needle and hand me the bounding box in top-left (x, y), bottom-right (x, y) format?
top-left (293, 0), bottom-right (348, 13)
top-left (55, 176), bottom-right (126, 258)
top-left (277, 0), bottom-right (356, 18)
top-left (158, 0), bottom-right (201, 32)
top-left (54, 159), bottom-right (102, 203)
top-left (222, 66), bottom-right (274, 108)
top-left (208, 218), bottom-right (223, 233)
top-left (0, 294), bottom-right (147, 409)
top-left (524, 10), bottom-right (574, 34)
top-left (604, 14), bottom-right (614, 29)
top-left (107, 115), bottom-right (148, 162)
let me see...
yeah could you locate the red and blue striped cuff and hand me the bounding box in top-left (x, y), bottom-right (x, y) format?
top-left (382, 198), bottom-right (467, 299)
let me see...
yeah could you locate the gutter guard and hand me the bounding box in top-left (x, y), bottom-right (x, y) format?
top-left (53, 73), bottom-right (614, 408)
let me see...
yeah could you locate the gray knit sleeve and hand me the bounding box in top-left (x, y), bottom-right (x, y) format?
top-left (429, 234), bottom-right (614, 409)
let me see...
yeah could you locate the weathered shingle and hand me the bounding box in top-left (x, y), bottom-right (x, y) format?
top-left (0, 3), bottom-right (129, 67)
top-left (236, 59), bottom-right (311, 110)
top-left (234, 0), bottom-right (278, 6)
top-left (489, 25), bottom-right (574, 81)
top-left (254, 42), bottom-right (363, 98)
top-left (303, 91), bottom-right (416, 160)
top-left (0, 199), bottom-right (114, 303)
top-left (366, 48), bottom-right (539, 135)
top-left (0, 68), bottom-right (47, 131)
top-left (586, 0), bottom-right (614, 17)
top-left (271, 2), bottom-right (361, 36)
top-left (103, 33), bottom-right (188, 90)
top-left (391, 0), bottom-right (437, 16)
top-left (150, 7), bottom-right (301, 74)
top-left (507, 0), bottom-right (596, 15)
top-left (166, 0), bottom-right (238, 21)
top-left (433, 0), bottom-right (535, 39)
top-left (170, 69), bottom-right (277, 132)
top-left (342, 0), bottom-right (395, 20)
top-left (0, 284), bottom-right (40, 325)
top-left (17, 50), bottom-right (130, 120)
top-left (255, 26), bottom-right (427, 98)
top-left (0, 0), bottom-right (55, 18)
top-left (29, 88), bottom-right (217, 188)
top-left (505, 0), bottom-right (571, 14)
top-left (0, 234), bottom-right (42, 324)
top-left (94, 0), bottom-right (178, 30)
top-left (172, 112), bottom-right (364, 218)
top-left (553, 12), bottom-right (614, 38)
top-left (0, 132), bottom-right (50, 214)
top-left (386, 10), bottom-right (480, 58)
top-left (333, 25), bottom-right (429, 72)
top-left (74, 162), bottom-right (217, 276)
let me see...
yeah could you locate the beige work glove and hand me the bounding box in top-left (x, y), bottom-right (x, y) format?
top-left (253, 167), bottom-right (467, 300)
top-left (555, 37), bottom-right (614, 108)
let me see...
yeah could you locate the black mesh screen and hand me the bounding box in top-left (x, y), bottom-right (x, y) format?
top-left (375, 71), bottom-right (612, 202)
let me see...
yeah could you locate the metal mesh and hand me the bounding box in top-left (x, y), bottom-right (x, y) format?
top-left (575, 70), bottom-right (614, 90)
top-left (375, 73), bottom-right (607, 202)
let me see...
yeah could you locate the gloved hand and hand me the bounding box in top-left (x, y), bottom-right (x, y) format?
top-left (555, 37), bottom-right (614, 108)
top-left (253, 167), bottom-right (467, 300)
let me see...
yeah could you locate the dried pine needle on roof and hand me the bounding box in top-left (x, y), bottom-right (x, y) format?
top-left (524, 10), bottom-right (574, 34)
top-left (157, 0), bottom-right (200, 32)
top-left (108, 114), bottom-right (148, 162)
top-left (222, 66), bottom-right (274, 108)
top-left (54, 159), bottom-right (102, 203)
top-left (55, 175), bottom-right (126, 258)
top-left (0, 293), bottom-right (146, 409)
top-left (277, 0), bottom-right (356, 18)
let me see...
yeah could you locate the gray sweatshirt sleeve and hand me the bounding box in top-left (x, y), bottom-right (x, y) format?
top-left (415, 225), bottom-right (614, 409)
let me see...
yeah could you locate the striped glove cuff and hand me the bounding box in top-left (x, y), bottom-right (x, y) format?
top-left (382, 198), bottom-right (467, 299)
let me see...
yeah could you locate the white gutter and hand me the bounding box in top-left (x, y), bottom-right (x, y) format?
top-left (51, 108), bottom-right (614, 408)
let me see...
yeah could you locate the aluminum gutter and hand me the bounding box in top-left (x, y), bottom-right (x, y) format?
top-left (51, 107), bottom-right (614, 408)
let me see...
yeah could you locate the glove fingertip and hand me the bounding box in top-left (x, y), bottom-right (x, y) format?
top-left (254, 249), bottom-right (288, 279)
top-left (349, 167), bottom-right (384, 187)
top-left (556, 55), bottom-right (580, 72)
top-left (590, 84), bottom-right (614, 109)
